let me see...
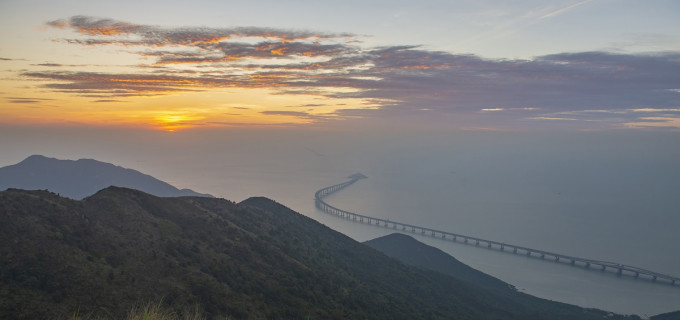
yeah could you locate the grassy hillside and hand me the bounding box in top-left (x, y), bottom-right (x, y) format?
top-left (1, 188), bottom-right (638, 319)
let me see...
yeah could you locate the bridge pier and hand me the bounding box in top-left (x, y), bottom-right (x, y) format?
top-left (585, 262), bottom-right (590, 269)
top-left (554, 256), bottom-right (559, 262)
top-left (617, 268), bottom-right (623, 277)
top-left (513, 248), bottom-right (517, 254)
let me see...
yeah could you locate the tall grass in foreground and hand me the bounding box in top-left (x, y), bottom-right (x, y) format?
top-left (72, 302), bottom-right (210, 320)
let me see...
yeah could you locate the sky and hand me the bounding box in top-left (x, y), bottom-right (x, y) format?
top-left (1, 0), bottom-right (679, 132)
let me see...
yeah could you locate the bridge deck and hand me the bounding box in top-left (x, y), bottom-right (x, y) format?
top-left (314, 175), bottom-right (680, 286)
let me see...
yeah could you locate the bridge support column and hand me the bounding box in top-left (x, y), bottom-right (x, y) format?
top-left (570, 259), bottom-right (575, 265)
top-left (513, 248), bottom-right (517, 254)
top-left (617, 268), bottom-right (622, 276)
top-left (554, 256), bottom-right (559, 262)
top-left (487, 243), bottom-right (492, 249)
top-left (601, 265), bottom-right (606, 272)
top-left (634, 272), bottom-right (639, 278)
top-left (585, 262), bottom-right (590, 269)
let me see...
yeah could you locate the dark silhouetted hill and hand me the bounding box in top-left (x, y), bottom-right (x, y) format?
top-left (365, 233), bottom-right (655, 319)
top-left (0, 188), bottom-right (639, 319)
top-left (0, 155), bottom-right (212, 199)
top-left (652, 311), bottom-right (680, 320)
top-left (364, 233), bottom-right (509, 291)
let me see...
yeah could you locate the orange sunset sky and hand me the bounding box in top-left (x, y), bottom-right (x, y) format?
top-left (1, 0), bottom-right (679, 132)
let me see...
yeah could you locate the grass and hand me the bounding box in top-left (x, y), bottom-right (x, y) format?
top-left (72, 302), bottom-right (209, 320)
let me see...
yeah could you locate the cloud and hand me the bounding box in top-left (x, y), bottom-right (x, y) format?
top-left (47, 16), bottom-right (353, 47)
top-left (260, 110), bottom-right (336, 121)
top-left (28, 16), bottom-right (680, 129)
top-left (92, 99), bottom-right (127, 103)
top-left (32, 63), bottom-right (64, 67)
top-left (22, 71), bottom-right (206, 97)
top-left (260, 110), bottom-right (312, 117)
top-left (538, 0), bottom-right (594, 20)
top-left (6, 97), bottom-right (55, 104)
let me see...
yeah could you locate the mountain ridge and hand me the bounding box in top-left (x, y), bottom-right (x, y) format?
top-left (0, 155), bottom-right (212, 199)
top-left (0, 187), bottom-right (638, 319)
top-left (364, 233), bottom-right (510, 291)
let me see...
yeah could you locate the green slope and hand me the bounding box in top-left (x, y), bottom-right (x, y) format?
top-left (0, 188), bottom-right (637, 319)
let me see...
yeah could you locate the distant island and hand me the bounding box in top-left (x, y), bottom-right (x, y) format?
top-left (0, 155), bottom-right (212, 199)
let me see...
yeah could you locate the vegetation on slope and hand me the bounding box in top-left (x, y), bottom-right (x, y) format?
top-left (1, 188), bottom-right (637, 319)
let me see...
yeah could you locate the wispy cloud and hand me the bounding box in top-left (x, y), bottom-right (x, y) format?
top-left (6, 97), bottom-right (55, 104)
top-left (23, 15), bottom-right (680, 129)
top-left (538, 0), bottom-right (594, 20)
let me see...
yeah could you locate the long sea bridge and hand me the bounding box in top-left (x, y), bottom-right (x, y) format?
top-left (315, 173), bottom-right (680, 287)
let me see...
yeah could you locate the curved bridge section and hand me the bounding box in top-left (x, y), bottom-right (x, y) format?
top-left (315, 174), bottom-right (680, 287)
